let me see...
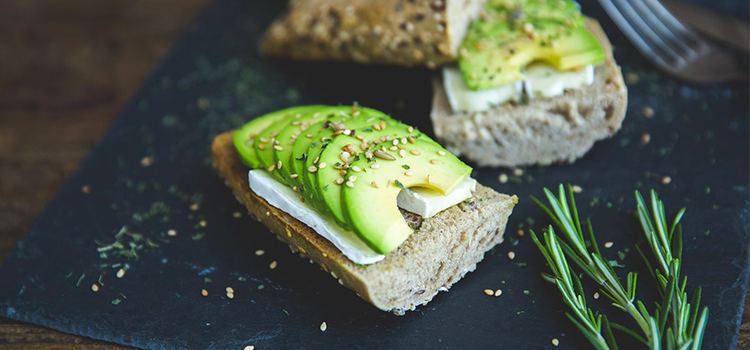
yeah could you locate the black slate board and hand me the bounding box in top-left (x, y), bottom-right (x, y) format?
top-left (1, 0), bottom-right (748, 349)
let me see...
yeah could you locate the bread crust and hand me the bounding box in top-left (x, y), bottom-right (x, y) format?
top-left (260, 0), bottom-right (485, 69)
top-left (430, 18), bottom-right (628, 167)
top-left (211, 131), bottom-right (516, 314)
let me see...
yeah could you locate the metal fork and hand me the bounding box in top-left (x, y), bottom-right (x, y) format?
top-left (597, 0), bottom-right (747, 83)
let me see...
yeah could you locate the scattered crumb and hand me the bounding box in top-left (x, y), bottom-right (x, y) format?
top-left (643, 106), bottom-right (655, 118)
top-left (594, 292), bottom-right (600, 299)
top-left (625, 72), bottom-right (639, 84)
top-left (255, 249), bottom-right (265, 256)
top-left (226, 287), bottom-right (234, 294)
top-left (552, 338), bottom-right (560, 346)
top-left (140, 156), bottom-right (154, 167)
top-left (498, 173), bottom-right (508, 183)
top-left (116, 268), bottom-right (125, 279)
top-left (517, 229), bottom-right (524, 237)
top-left (512, 168), bottom-right (524, 176)
top-left (662, 176), bottom-right (672, 185)
top-left (270, 261), bottom-right (278, 269)
top-left (508, 251), bottom-right (516, 260)
top-left (244, 346), bottom-right (255, 350)
top-left (197, 97), bottom-right (210, 110)
top-left (320, 321), bottom-right (328, 332)
top-left (494, 289), bottom-right (502, 297)
top-left (201, 289), bottom-right (208, 297)
top-left (571, 185), bottom-right (583, 193)
top-left (189, 203), bottom-right (200, 211)
top-left (604, 242), bottom-right (614, 249)
top-left (199, 220), bottom-right (207, 227)
top-left (167, 229), bottom-right (177, 237)
top-left (641, 133), bottom-right (651, 144)
top-left (91, 284), bottom-right (99, 292)
top-left (232, 212), bottom-right (242, 218)
top-left (81, 185), bottom-right (91, 194)
top-left (227, 292), bottom-right (234, 299)
top-left (484, 289), bottom-right (494, 296)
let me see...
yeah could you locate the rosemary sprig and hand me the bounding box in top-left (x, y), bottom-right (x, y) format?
top-left (530, 184), bottom-right (708, 350)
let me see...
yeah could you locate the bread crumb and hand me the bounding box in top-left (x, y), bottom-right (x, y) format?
top-left (81, 185), bottom-right (91, 194)
top-left (517, 229), bottom-right (524, 237)
top-left (498, 173), bottom-right (508, 183)
top-left (190, 203), bottom-right (200, 211)
top-left (643, 106), bottom-right (655, 118)
top-left (641, 133), bottom-right (651, 144)
top-left (571, 185), bottom-right (583, 193)
top-left (140, 156), bottom-right (154, 167)
top-left (508, 251), bottom-right (516, 260)
top-left (604, 242), bottom-right (614, 248)
top-left (552, 338), bottom-right (560, 346)
top-left (320, 321), bottom-right (328, 332)
top-left (494, 289), bottom-right (502, 297)
top-left (662, 176), bottom-right (672, 185)
top-left (484, 289), bottom-right (494, 296)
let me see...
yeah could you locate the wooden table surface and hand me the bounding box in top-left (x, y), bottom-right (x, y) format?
top-left (0, 0), bottom-right (747, 348)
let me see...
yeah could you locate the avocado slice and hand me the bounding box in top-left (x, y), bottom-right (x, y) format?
top-left (342, 138), bottom-right (472, 254)
top-left (234, 107), bottom-right (303, 169)
top-left (314, 119), bottom-right (424, 228)
top-left (459, 0), bottom-right (605, 90)
top-left (301, 108), bottom-right (391, 217)
top-left (274, 106), bottom-right (353, 186)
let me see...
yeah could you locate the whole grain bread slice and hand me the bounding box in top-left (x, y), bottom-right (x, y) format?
top-left (430, 19), bottom-right (628, 167)
top-left (260, 0), bottom-right (486, 69)
top-left (211, 131), bottom-right (517, 315)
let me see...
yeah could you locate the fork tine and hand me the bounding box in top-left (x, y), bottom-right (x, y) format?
top-left (643, 0), bottom-right (709, 51)
top-left (607, 0), bottom-right (686, 67)
top-left (630, 0), bottom-right (697, 60)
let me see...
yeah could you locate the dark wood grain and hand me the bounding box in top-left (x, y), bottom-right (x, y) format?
top-left (0, 0), bottom-right (746, 348)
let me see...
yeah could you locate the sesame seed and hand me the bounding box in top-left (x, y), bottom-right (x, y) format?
top-left (140, 156), bottom-right (154, 167)
top-left (643, 106), bottom-right (655, 118)
top-left (320, 321), bottom-right (328, 332)
top-left (340, 152), bottom-right (350, 162)
top-left (484, 289), bottom-right (494, 296)
top-left (232, 212), bottom-right (242, 218)
top-left (389, 146), bottom-right (398, 151)
top-left (494, 289), bottom-right (502, 297)
top-left (201, 289), bottom-right (208, 297)
top-left (351, 166), bottom-right (362, 172)
top-left (499, 173), bottom-right (508, 183)
top-left (641, 133), bottom-right (651, 144)
top-left (271, 132), bottom-right (279, 138)
top-left (292, 120), bottom-right (301, 126)
top-left (372, 123), bottom-right (381, 131)
top-left (199, 220), bottom-right (207, 227)
top-left (512, 168), bottom-right (524, 176)
top-left (190, 204), bottom-right (199, 211)
top-left (410, 150), bottom-right (421, 155)
top-left (168, 229), bottom-right (177, 236)
top-left (604, 242), bottom-right (614, 248)
top-left (335, 178), bottom-right (344, 185)
top-left (552, 338), bottom-right (560, 346)
top-left (270, 261), bottom-right (277, 269)
top-left (91, 284), bottom-right (99, 292)
top-left (348, 175), bottom-right (358, 182)
top-left (594, 292), bottom-right (600, 299)
top-left (277, 161), bottom-right (282, 169)
top-left (508, 251), bottom-right (516, 260)
top-left (318, 162), bottom-right (327, 169)
top-left (117, 268), bottom-right (125, 278)
top-left (437, 150), bottom-right (446, 156)
top-left (306, 133), bottom-right (313, 138)
top-left (517, 229), bottom-right (524, 237)
top-left (308, 166), bottom-right (318, 173)
top-left (345, 181), bottom-right (354, 188)
top-left (313, 156), bottom-right (320, 164)
top-left (259, 137), bottom-right (269, 143)
top-left (407, 126), bottom-right (414, 133)
top-left (371, 181), bottom-right (378, 188)
top-left (430, 159), bottom-right (438, 164)
top-left (244, 346), bottom-right (255, 350)
top-left (370, 163), bottom-right (380, 169)
top-left (267, 164), bottom-right (276, 172)
top-left (226, 287), bottom-right (234, 293)
top-left (399, 150), bottom-right (406, 158)
top-left (255, 249), bottom-right (265, 256)
top-left (227, 292), bottom-right (234, 299)
top-left (257, 144), bottom-right (266, 150)
top-left (352, 110), bottom-right (360, 117)
top-left (408, 136), bottom-right (416, 144)
top-left (405, 171), bottom-right (413, 176)
top-left (571, 185), bottom-right (583, 193)
top-left (290, 174), bottom-right (298, 179)
top-left (662, 176), bottom-right (672, 184)
top-left (379, 120), bottom-right (386, 130)
top-left (344, 129), bottom-right (351, 136)
top-left (374, 150), bottom-right (396, 160)
top-left (274, 145), bottom-right (283, 151)
top-left (292, 186), bottom-right (298, 192)
top-left (426, 174), bottom-right (431, 183)
top-left (81, 185), bottom-right (91, 194)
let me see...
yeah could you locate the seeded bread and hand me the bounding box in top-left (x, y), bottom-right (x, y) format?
top-left (430, 19), bottom-right (628, 167)
top-left (260, 0), bottom-right (486, 68)
top-left (211, 131), bottom-right (517, 315)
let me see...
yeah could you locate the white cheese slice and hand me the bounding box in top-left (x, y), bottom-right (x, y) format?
top-left (524, 63), bottom-right (594, 98)
top-left (442, 66), bottom-right (523, 113)
top-left (397, 177), bottom-right (477, 218)
top-left (249, 170), bottom-right (385, 265)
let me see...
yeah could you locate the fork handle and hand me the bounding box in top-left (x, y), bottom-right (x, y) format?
top-left (662, 0), bottom-right (750, 53)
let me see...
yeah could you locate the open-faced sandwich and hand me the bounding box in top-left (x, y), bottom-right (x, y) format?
top-left (211, 105), bottom-right (517, 314)
top-left (260, 0), bottom-right (627, 167)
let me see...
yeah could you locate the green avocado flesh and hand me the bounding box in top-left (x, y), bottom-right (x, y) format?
top-left (459, 0), bottom-right (605, 90)
top-left (342, 138), bottom-right (472, 254)
top-left (234, 105), bottom-right (472, 255)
